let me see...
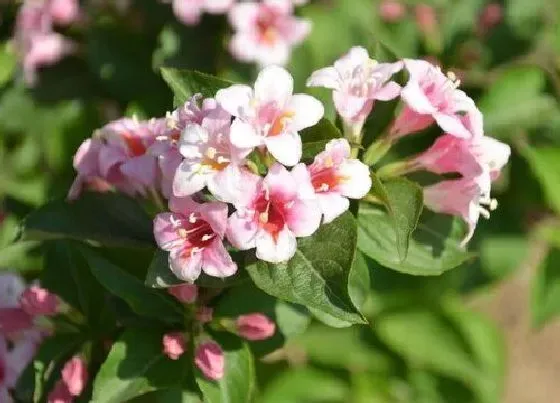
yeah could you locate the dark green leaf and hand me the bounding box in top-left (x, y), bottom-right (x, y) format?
top-left (21, 193), bottom-right (154, 248)
top-left (145, 249), bottom-right (249, 289)
top-left (300, 118), bottom-right (342, 160)
top-left (358, 205), bottom-right (473, 275)
top-left (92, 328), bottom-right (189, 403)
top-left (195, 334), bottom-right (255, 403)
top-left (42, 241), bottom-right (107, 326)
top-left (246, 212), bottom-right (366, 326)
top-left (79, 246), bottom-right (183, 324)
top-left (160, 68), bottom-right (233, 106)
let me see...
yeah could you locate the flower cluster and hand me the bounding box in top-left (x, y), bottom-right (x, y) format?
top-left (13, 0), bottom-right (80, 84)
top-left (71, 65), bottom-right (372, 282)
top-left (309, 47), bottom-right (510, 245)
top-left (162, 284), bottom-right (276, 380)
top-left (163, 0), bottom-right (311, 67)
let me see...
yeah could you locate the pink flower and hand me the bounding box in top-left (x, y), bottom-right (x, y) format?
top-left (195, 341), bottom-right (224, 380)
top-left (69, 117), bottom-right (167, 199)
top-left (168, 284), bottom-right (198, 304)
top-left (412, 132), bottom-right (511, 180)
top-left (236, 313), bottom-right (276, 341)
top-left (153, 197), bottom-right (237, 282)
top-left (22, 33), bottom-right (76, 85)
top-left (2, 334), bottom-right (38, 402)
top-left (172, 110), bottom-right (254, 203)
top-left (195, 306), bottom-right (213, 324)
top-left (478, 3), bottom-right (503, 34)
top-left (216, 66), bottom-right (323, 166)
top-left (171, 0), bottom-right (234, 25)
top-left (424, 175), bottom-right (496, 245)
top-left (226, 163), bottom-right (321, 263)
top-left (61, 356), bottom-right (88, 397)
top-left (47, 381), bottom-right (73, 403)
top-left (49, 0), bottom-right (80, 26)
top-left (414, 4), bottom-right (438, 35)
top-left (0, 274), bottom-right (26, 309)
top-left (0, 274), bottom-right (33, 337)
top-left (391, 59), bottom-right (477, 139)
top-left (228, 0), bottom-right (311, 66)
top-left (20, 286), bottom-right (60, 317)
top-left (162, 332), bottom-right (187, 360)
top-left (292, 139), bottom-right (371, 223)
top-left (379, 0), bottom-right (407, 23)
top-left (307, 46), bottom-right (402, 130)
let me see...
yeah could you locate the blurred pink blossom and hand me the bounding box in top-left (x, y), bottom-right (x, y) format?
top-left (228, 0), bottom-right (310, 66)
top-left (236, 313), bottom-right (276, 341)
top-left (162, 332), bottom-right (187, 360)
top-left (379, 0), bottom-right (407, 23)
top-left (61, 356), bottom-right (88, 397)
top-left (168, 284), bottom-right (198, 304)
top-left (169, 0), bottom-right (234, 25)
top-left (195, 341), bottom-right (224, 380)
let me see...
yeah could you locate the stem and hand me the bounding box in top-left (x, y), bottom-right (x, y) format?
top-left (149, 187), bottom-right (166, 212)
top-left (376, 159), bottom-right (419, 179)
top-left (343, 122), bottom-right (364, 159)
top-left (363, 135), bottom-right (394, 166)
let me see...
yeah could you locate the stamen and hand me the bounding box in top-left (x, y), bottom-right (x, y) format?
top-left (259, 212), bottom-right (269, 223)
top-left (319, 183), bottom-right (330, 192)
top-left (177, 228), bottom-right (188, 238)
top-left (189, 213), bottom-right (197, 223)
top-left (285, 201), bottom-right (294, 209)
top-left (201, 234), bottom-right (214, 242)
top-left (206, 147), bottom-right (217, 159)
top-left (217, 156), bottom-right (230, 164)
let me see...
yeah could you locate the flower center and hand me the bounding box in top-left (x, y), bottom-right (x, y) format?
top-left (256, 11), bottom-right (278, 45)
top-left (310, 158), bottom-right (342, 193)
top-left (122, 131), bottom-right (148, 157)
top-left (253, 189), bottom-right (286, 239)
top-left (174, 214), bottom-right (216, 257)
top-left (201, 145), bottom-right (230, 172)
top-left (268, 111), bottom-right (295, 137)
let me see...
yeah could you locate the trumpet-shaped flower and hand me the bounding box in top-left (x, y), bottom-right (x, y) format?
top-left (228, 0), bottom-right (311, 66)
top-left (423, 174), bottom-right (496, 245)
top-left (216, 66), bottom-right (323, 166)
top-left (391, 59), bottom-right (478, 138)
top-left (293, 139), bottom-right (371, 223)
top-left (307, 47), bottom-right (402, 130)
top-left (226, 163), bottom-right (321, 263)
top-left (154, 197), bottom-right (237, 282)
top-left (172, 116), bottom-right (254, 203)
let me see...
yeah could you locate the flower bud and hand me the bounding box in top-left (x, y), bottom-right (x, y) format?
top-left (162, 332), bottom-right (187, 360)
top-left (235, 313), bottom-right (276, 341)
top-left (379, 0), bottom-right (406, 23)
top-left (20, 286), bottom-right (60, 316)
top-left (49, 0), bottom-right (80, 26)
top-left (47, 380), bottom-right (73, 403)
top-left (195, 341), bottom-right (224, 380)
top-left (168, 284), bottom-right (198, 304)
top-left (478, 3), bottom-right (503, 34)
top-left (61, 356), bottom-right (88, 397)
top-left (414, 4), bottom-right (437, 35)
top-left (195, 306), bottom-right (213, 324)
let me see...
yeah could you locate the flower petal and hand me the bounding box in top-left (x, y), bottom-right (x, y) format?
top-left (338, 159), bottom-right (372, 199)
top-left (229, 119), bottom-right (263, 149)
top-left (226, 212), bottom-right (258, 250)
top-left (285, 199), bottom-right (321, 237)
top-left (255, 227), bottom-right (297, 263)
top-left (169, 249), bottom-right (203, 282)
top-left (306, 67), bottom-right (341, 90)
top-left (172, 161), bottom-right (208, 196)
top-left (287, 94), bottom-right (324, 131)
top-left (265, 132), bottom-right (302, 167)
top-left (202, 240), bottom-right (238, 278)
top-left (374, 81), bottom-right (402, 101)
top-left (254, 65), bottom-right (293, 107)
top-left (197, 201), bottom-right (229, 238)
top-left (317, 193), bottom-right (350, 223)
top-left (216, 84), bottom-right (253, 117)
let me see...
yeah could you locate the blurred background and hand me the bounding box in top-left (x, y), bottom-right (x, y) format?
top-left (1, 0), bottom-right (560, 402)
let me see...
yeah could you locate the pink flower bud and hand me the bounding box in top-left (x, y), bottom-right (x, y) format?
top-left (20, 286), bottom-right (59, 316)
top-left (379, 0), bottom-right (406, 23)
top-left (168, 284), bottom-right (198, 304)
top-left (478, 3), bottom-right (503, 33)
top-left (49, 0), bottom-right (80, 26)
top-left (61, 356), bottom-right (88, 397)
top-left (235, 314), bottom-right (276, 341)
top-left (195, 341), bottom-right (224, 380)
top-left (162, 332), bottom-right (187, 360)
top-left (195, 306), bottom-right (213, 324)
top-left (47, 380), bottom-right (73, 403)
top-left (414, 4), bottom-right (437, 34)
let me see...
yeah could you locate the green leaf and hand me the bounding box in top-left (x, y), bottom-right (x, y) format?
top-left (160, 68), bottom-right (233, 106)
top-left (299, 118), bottom-right (342, 160)
top-left (145, 249), bottom-right (249, 289)
top-left (531, 247), bottom-right (560, 327)
top-left (358, 205), bottom-right (473, 275)
top-left (21, 193), bottom-right (154, 248)
top-left (79, 246), bottom-right (183, 324)
top-left (42, 241), bottom-right (107, 326)
top-left (92, 328), bottom-right (189, 403)
top-left (348, 251), bottom-right (372, 314)
top-left (375, 309), bottom-right (479, 385)
top-left (0, 43), bottom-right (16, 87)
top-left (519, 145), bottom-right (560, 215)
top-left (371, 176), bottom-right (424, 261)
top-left (128, 389), bottom-right (201, 403)
top-left (195, 334), bottom-right (255, 403)
top-left (15, 334), bottom-right (86, 403)
top-left (260, 368), bottom-right (349, 403)
top-left (246, 212), bottom-right (366, 326)
top-left (479, 67), bottom-right (557, 137)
